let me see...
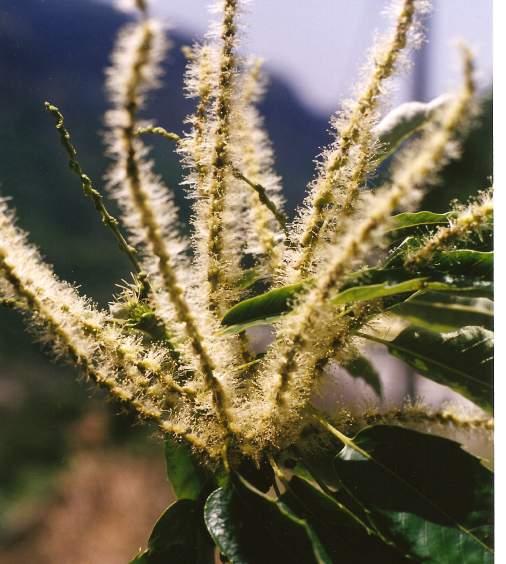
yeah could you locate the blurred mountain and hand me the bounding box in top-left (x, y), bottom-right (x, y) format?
top-left (0, 0), bottom-right (329, 300)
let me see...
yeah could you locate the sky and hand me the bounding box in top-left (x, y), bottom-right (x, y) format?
top-left (101, 0), bottom-right (492, 115)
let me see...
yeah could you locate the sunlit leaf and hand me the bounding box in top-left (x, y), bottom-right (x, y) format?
top-left (393, 292), bottom-right (493, 332)
top-left (430, 250), bottom-right (493, 280)
top-left (374, 95), bottom-right (452, 163)
top-left (331, 277), bottom-right (427, 306)
top-left (387, 211), bottom-right (451, 233)
top-left (221, 282), bottom-right (305, 328)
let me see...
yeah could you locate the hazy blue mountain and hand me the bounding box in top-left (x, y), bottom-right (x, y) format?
top-left (0, 0), bottom-right (329, 299)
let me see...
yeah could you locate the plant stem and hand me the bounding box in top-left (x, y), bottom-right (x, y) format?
top-left (45, 102), bottom-right (144, 278)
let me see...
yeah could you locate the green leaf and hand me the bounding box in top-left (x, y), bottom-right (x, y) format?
top-left (164, 437), bottom-right (211, 501)
top-left (423, 281), bottom-right (493, 299)
top-left (374, 95), bottom-right (452, 163)
top-left (342, 355), bottom-right (382, 397)
top-left (220, 271), bottom-right (426, 331)
top-left (220, 250), bottom-right (493, 333)
top-left (204, 477), bottom-right (332, 564)
top-left (361, 326), bottom-right (493, 412)
top-left (387, 211), bottom-right (451, 233)
top-left (353, 251), bottom-right (493, 299)
top-left (393, 292), bottom-right (493, 332)
top-left (283, 475), bottom-right (410, 562)
top-left (331, 277), bottom-right (428, 306)
top-left (386, 247), bottom-right (493, 283)
top-left (131, 499), bottom-right (214, 564)
top-left (222, 282), bottom-right (305, 327)
top-left (334, 425), bottom-right (493, 563)
top-left (221, 277), bottom-right (489, 334)
top-left (219, 314), bottom-right (282, 335)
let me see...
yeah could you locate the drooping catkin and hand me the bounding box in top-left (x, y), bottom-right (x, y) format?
top-left (287, 0), bottom-right (427, 280)
top-left (253, 46), bottom-right (476, 448)
top-left (406, 190), bottom-right (493, 267)
top-left (0, 200), bottom-right (181, 399)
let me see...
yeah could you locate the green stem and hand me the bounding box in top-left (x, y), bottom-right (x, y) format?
top-left (135, 126), bottom-right (289, 237)
top-left (232, 168), bottom-right (288, 234)
top-left (45, 102), bottom-right (145, 281)
top-left (135, 125), bottom-right (181, 143)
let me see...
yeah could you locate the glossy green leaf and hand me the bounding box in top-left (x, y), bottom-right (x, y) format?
top-left (342, 355), bottom-right (382, 396)
top-left (221, 282), bottom-right (305, 328)
top-left (334, 425), bottom-right (493, 563)
top-left (393, 292), bottom-right (493, 332)
top-left (131, 499), bottom-right (214, 564)
top-left (361, 325), bottom-right (493, 412)
top-left (331, 277), bottom-right (427, 306)
top-left (221, 277), bottom-right (489, 334)
top-left (219, 315), bottom-right (282, 335)
top-left (204, 477), bottom-right (332, 564)
top-left (221, 247), bottom-right (493, 333)
top-left (422, 281), bottom-right (493, 298)
top-left (374, 95), bottom-right (452, 163)
top-left (220, 269), bottom-right (424, 331)
top-left (284, 474), bottom-right (410, 562)
top-left (387, 211), bottom-right (451, 233)
top-left (164, 437), bottom-right (211, 501)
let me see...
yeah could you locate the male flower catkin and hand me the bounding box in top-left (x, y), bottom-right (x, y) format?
top-left (231, 58), bottom-right (286, 277)
top-left (105, 5), bottom-right (242, 438)
top-left (0, 199), bottom-right (210, 452)
top-left (202, 0), bottom-right (242, 314)
top-left (287, 0), bottom-right (429, 281)
top-left (0, 0), bottom-right (490, 472)
top-left (248, 44), bottom-right (477, 451)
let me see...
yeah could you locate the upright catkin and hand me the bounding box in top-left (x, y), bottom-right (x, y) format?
top-left (205, 0), bottom-right (241, 314)
top-left (232, 58), bottom-right (286, 277)
top-left (253, 46), bottom-right (476, 449)
top-left (289, 0), bottom-right (425, 279)
top-left (105, 8), bottom-right (238, 438)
